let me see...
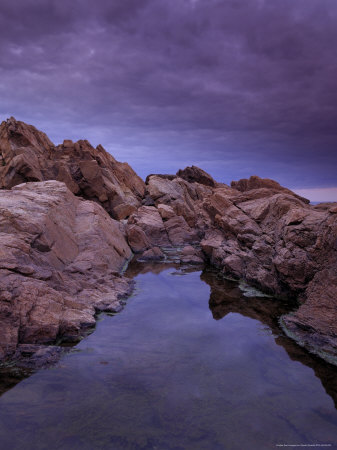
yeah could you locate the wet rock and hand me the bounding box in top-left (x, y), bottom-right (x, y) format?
top-left (12, 344), bottom-right (65, 369)
top-left (180, 246), bottom-right (204, 265)
top-left (139, 247), bottom-right (165, 261)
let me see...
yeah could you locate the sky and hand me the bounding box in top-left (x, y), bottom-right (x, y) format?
top-left (0, 0), bottom-right (337, 200)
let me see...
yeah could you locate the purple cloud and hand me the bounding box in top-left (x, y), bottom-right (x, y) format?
top-left (0, 0), bottom-right (336, 196)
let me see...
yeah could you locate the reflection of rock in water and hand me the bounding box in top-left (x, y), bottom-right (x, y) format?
top-left (124, 260), bottom-right (178, 278)
top-left (201, 268), bottom-right (337, 410)
top-left (201, 269), bottom-right (295, 327)
top-left (275, 335), bottom-right (337, 409)
top-left (0, 367), bottom-right (31, 397)
top-left (1, 263), bottom-right (337, 413)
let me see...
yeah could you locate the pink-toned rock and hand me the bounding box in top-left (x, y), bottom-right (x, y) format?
top-left (114, 203), bottom-right (137, 220)
top-left (157, 203), bottom-right (175, 220)
top-left (164, 216), bottom-right (198, 245)
top-left (180, 246), bottom-right (204, 264)
top-left (200, 232), bottom-right (225, 258)
top-left (0, 180), bottom-right (133, 360)
top-left (126, 224), bottom-right (151, 253)
top-left (231, 175), bottom-right (310, 203)
top-left (176, 165), bottom-right (216, 187)
top-left (128, 206), bottom-right (170, 246)
top-left (0, 117), bottom-right (145, 218)
top-left (146, 175), bottom-right (198, 226)
top-left (1, 118), bottom-right (337, 367)
top-left (282, 265), bottom-right (337, 359)
top-left (139, 247), bottom-right (165, 261)
top-left (203, 190), bottom-right (233, 220)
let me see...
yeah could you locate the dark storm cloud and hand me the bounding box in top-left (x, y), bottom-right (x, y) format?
top-left (1, 0), bottom-right (337, 194)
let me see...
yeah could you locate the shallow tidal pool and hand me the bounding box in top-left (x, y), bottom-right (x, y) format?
top-left (0, 264), bottom-right (337, 449)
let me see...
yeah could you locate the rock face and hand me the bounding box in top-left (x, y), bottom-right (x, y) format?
top-left (141, 170), bottom-right (337, 360)
top-left (0, 117), bottom-right (337, 366)
top-left (0, 180), bottom-right (132, 360)
top-left (0, 117), bottom-right (145, 220)
top-left (176, 165), bottom-right (216, 187)
top-left (231, 175), bottom-right (310, 204)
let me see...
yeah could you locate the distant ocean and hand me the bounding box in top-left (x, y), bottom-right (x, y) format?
top-left (310, 201), bottom-right (335, 205)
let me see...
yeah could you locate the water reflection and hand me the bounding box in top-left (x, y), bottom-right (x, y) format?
top-left (0, 263), bottom-right (336, 449)
top-left (202, 268), bottom-right (337, 411)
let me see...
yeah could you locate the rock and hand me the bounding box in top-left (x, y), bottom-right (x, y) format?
top-left (201, 233), bottom-right (224, 259)
top-left (203, 190), bottom-right (233, 220)
top-left (231, 175), bottom-right (309, 204)
top-left (281, 213), bottom-right (337, 359)
top-left (113, 203), bottom-right (137, 220)
top-left (181, 245), bottom-right (198, 256)
top-left (180, 246), bottom-right (204, 264)
top-left (146, 175), bottom-right (185, 202)
top-left (0, 117), bottom-right (146, 218)
top-left (146, 175), bottom-right (198, 226)
top-left (128, 206), bottom-right (170, 246)
top-left (139, 247), bottom-right (165, 261)
top-left (0, 180), bottom-right (133, 361)
top-left (164, 216), bottom-right (198, 246)
top-left (126, 224), bottom-right (151, 253)
top-left (157, 203), bottom-right (175, 220)
top-left (180, 255), bottom-right (204, 265)
top-left (176, 165), bottom-right (216, 187)
top-left (1, 118), bottom-right (337, 367)
top-left (222, 255), bottom-right (244, 278)
top-left (13, 344), bottom-right (65, 369)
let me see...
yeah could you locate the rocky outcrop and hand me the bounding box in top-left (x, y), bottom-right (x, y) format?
top-left (139, 170), bottom-right (337, 361)
top-left (0, 180), bottom-right (132, 361)
top-left (0, 117), bottom-right (145, 219)
top-left (280, 209), bottom-right (337, 362)
top-left (0, 118), bottom-right (336, 366)
top-left (231, 175), bottom-right (310, 204)
top-left (176, 165), bottom-right (216, 187)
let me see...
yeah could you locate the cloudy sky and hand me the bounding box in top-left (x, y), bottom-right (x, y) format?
top-left (1, 0), bottom-right (337, 200)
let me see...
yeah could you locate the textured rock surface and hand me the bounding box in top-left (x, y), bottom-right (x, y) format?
top-left (0, 118), bottom-right (337, 365)
top-left (231, 175), bottom-right (310, 204)
top-left (0, 117), bottom-right (145, 219)
top-left (141, 170), bottom-right (337, 360)
top-left (0, 180), bottom-right (132, 360)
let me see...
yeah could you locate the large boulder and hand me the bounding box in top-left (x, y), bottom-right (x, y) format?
top-left (0, 180), bottom-right (133, 360)
top-left (127, 206), bottom-right (170, 247)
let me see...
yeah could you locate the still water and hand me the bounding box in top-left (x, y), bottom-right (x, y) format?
top-left (0, 263), bottom-right (337, 449)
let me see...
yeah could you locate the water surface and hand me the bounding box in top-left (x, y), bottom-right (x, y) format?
top-left (0, 264), bottom-right (336, 449)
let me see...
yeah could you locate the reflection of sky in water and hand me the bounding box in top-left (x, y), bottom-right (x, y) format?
top-left (0, 268), bottom-right (336, 450)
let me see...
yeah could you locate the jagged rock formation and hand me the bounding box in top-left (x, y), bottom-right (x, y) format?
top-left (141, 169), bottom-right (337, 360)
top-left (231, 175), bottom-right (310, 203)
top-left (0, 180), bottom-right (132, 361)
top-left (0, 117), bottom-right (145, 219)
top-left (0, 117), bottom-right (336, 365)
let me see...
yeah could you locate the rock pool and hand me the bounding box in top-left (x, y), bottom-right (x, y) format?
top-left (0, 264), bottom-right (336, 449)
